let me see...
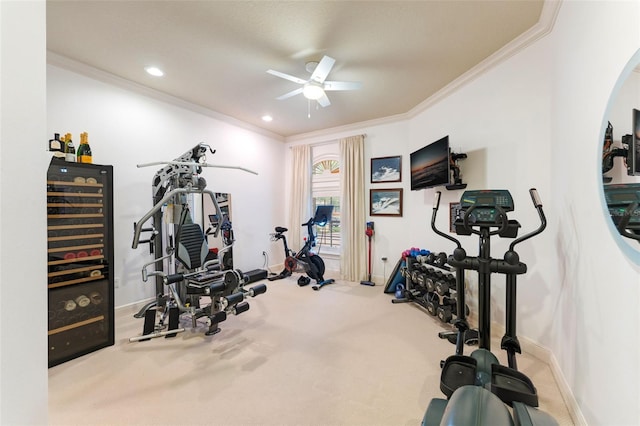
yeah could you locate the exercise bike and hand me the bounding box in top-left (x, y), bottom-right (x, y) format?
top-left (268, 205), bottom-right (335, 290)
top-left (422, 189), bottom-right (557, 425)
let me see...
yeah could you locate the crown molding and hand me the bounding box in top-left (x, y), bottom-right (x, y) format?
top-left (48, 0), bottom-right (561, 145)
top-left (47, 51), bottom-right (285, 142)
top-left (284, 112), bottom-right (407, 144)
top-left (407, 0), bottom-right (561, 119)
top-left (286, 0), bottom-right (562, 142)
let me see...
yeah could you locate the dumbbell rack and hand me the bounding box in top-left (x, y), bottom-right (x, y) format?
top-left (393, 253), bottom-right (467, 325)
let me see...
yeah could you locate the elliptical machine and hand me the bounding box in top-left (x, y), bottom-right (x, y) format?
top-left (423, 189), bottom-right (557, 425)
top-left (268, 205), bottom-right (335, 290)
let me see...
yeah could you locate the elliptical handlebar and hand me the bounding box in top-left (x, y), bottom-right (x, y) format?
top-left (508, 188), bottom-right (547, 252)
top-left (431, 191), bottom-right (462, 249)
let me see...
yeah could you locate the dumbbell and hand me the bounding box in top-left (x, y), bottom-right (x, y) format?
top-left (400, 266), bottom-right (410, 278)
top-left (434, 278), bottom-right (450, 297)
top-left (424, 292), bottom-right (440, 316)
top-left (437, 304), bottom-right (453, 323)
top-left (416, 271), bottom-right (429, 287)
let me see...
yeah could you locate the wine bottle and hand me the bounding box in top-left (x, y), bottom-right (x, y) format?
top-left (50, 133), bottom-right (65, 158)
top-left (65, 134), bottom-right (76, 162)
top-left (49, 133), bottom-right (62, 152)
top-left (77, 132), bottom-right (92, 163)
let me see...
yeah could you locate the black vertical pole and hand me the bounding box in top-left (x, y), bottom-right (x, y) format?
top-left (505, 273), bottom-right (518, 370)
top-left (478, 229), bottom-right (491, 351)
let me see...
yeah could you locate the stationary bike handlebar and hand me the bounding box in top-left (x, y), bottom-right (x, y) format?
top-left (301, 218), bottom-right (316, 246)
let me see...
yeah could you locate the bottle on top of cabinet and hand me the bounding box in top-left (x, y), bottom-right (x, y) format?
top-left (65, 133), bottom-right (76, 162)
top-left (77, 132), bottom-right (92, 164)
top-left (49, 133), bottom-right (65, 158)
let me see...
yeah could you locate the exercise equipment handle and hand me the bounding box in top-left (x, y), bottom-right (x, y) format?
top-left (164, 274), bottom-right (184, 285)
top-left (509, 188), bottom-right (547, 251)
top-left (431, 191), bottom-right (462, 249)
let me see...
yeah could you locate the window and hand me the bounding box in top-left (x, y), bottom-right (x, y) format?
top-left (312, 145), bottom-right (340, 253)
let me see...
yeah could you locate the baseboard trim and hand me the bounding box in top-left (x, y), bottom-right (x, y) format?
top-left (484, 319), bottom-right (586, 425)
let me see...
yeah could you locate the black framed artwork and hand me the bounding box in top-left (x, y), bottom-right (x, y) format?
top-left (371, 156), bottom-right (401, 183)
top-left (370, 188), bottom-right (403, 217)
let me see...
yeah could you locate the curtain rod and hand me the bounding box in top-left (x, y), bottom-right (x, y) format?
top-left (289, 134), bottom-right (367, 149)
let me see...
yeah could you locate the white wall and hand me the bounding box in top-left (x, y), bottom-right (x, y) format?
top-left (289, 2), bottom-right (640, 424)
top-left (549, 2), bottom-right (640, 425)
top-left (47, 64), bottom-right (286, 307)
top-left (0, 1), bottom-right (48, 424)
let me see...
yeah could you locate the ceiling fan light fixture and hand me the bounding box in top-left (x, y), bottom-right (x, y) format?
top-left (303, 82), bottom-right (324, 100)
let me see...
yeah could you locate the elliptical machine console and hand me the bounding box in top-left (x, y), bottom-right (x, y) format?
top-left (423, 188), bottom-right (557, 426)
top-left (455, 190), bottom-right (519, 237)
top-left (604, 183), bottom-right (640, 242)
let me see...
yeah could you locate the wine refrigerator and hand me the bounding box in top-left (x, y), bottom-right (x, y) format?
top-left (47, 158), bottom-right (114, 367)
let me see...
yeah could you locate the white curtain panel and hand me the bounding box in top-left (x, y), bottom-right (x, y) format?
top-left (288, 144), bottom-right (311, 250)
top-left (340, 135), bottom-right (367, 281)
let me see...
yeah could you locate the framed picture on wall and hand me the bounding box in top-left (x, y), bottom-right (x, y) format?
top-left (371, 156), bottom-right (402, 183)
top-left (449, 202), bottom-right (462, 233)
top-left (370, 188), bottom-right (403, 217)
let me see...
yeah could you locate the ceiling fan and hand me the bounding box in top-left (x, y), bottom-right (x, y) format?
top-left (267, 55), bottom-right (362, 107)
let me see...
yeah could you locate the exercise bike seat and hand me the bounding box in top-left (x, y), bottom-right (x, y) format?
top-left (275, 226), bottom-right (287, 233)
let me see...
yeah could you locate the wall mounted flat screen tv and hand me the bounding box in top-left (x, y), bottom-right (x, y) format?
top-left (410, 136), bottom-right (450, 190)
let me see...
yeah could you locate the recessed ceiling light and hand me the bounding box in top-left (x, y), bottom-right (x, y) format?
top-left (262, 115), bottom-right (273, 122)
top-left (145, 66), bottom-right (164, 77)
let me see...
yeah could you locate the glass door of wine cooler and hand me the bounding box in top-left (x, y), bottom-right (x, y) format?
top-left (47, 158), bottom-right (114, 367)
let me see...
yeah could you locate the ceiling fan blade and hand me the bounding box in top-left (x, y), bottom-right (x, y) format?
top-left (276, 87), bottom-right (303, 100)
top-left (323, 81), bottom-right (363, 91)
top-left (317, 92), bottom-right (331, 107)
top-left (267, 69), bottom-right (308, 85)
top-left (310, 55), bottom-right (336, 84)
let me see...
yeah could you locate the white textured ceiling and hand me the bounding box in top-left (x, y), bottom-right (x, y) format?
top-left (47, 1), bottom-right (544, 139)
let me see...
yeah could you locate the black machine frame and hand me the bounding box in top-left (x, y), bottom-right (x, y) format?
top-left (422, 188), bottom-right (557, 426)
top-left (129, 143), bottom-right (267, 340)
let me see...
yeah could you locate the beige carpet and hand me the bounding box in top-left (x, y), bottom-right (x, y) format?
top-left (49, 274), bottom-right (574, 425)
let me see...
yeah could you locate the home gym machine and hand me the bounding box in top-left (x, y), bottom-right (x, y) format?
top-left (268, 205), bottom-right (335, 290)
top-left (604, 183), bottom-right (640, 243)
top-left (129, 143), bottom-right (267, 340)
top-left (422, 189), bottom-right (557, 425)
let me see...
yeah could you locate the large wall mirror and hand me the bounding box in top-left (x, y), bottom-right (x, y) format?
top-left (601, 49), bottom-right (640, 262)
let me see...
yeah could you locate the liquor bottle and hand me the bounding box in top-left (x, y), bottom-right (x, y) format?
top-left (77, 132), bottom-right (92, 164)
top-left (65, 133), bottom-right (76, 162)
top-left (49, 133), bottom-right (65, 158)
